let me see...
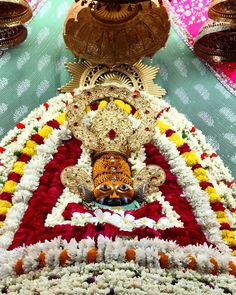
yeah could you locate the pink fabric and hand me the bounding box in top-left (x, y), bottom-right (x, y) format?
top-left (170, 0), bottom-right (236, 87)
top-left (27, 0), bottom-right (46, 14)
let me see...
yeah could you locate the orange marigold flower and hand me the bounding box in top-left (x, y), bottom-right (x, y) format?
top-left (159, 252), bottom-right (169, 269)
top-left (87, 247), bottom-right (97, 263)
top-left (59, 249), bottom-right (70, 266)
top-left (126, 248), bottom-right (136, 262)
top-left (15, 259), bottom-right (24, 275)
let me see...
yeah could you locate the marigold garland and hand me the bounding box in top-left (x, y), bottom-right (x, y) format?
top-left (156, 118), bottom-right (236, 255)
top-left (0, 108), bottom-right (66, 228)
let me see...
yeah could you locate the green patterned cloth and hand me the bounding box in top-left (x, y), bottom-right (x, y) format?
top-left (0, 0), bottom-right (235, 177)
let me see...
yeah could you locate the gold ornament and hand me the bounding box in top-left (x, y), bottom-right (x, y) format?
top-left (60, 60), bottom-right (166, 98)
top-left (0, 0), bottom-right (32, 50)
top-left (0, 0), bottom-right (32, 28)
top-left (67, 85), bottom-right (156, 156)
top-left (63, 1), bottom-right (170, 66)
top-left (194, 0), bottom-right (236, 63)
top-left (208, 0), bottom-right (236, 24)
top-left (61, 85), bottom-right (166, 207)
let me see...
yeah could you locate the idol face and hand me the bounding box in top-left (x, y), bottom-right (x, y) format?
top-left (93, 180), bottom-right (135, 206)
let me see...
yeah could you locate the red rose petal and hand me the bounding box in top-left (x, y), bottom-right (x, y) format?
top-left (165, 129), bottom-right (175, 137)
top-left (43, 103), bottom-right (49, 110)
top-left (8, 172), bottom-right (22, 183)
top-left (200, 182), bottom-right (213, 189)
top-left (220, 223), bottom-right (231, 230)
top-left (201, 153), bottom-right (207, 160)
top-left (17, 153), bottom-right (31, 163)
top-left (0, 147), bottom-right (5, 153)
top-left (210, 202), bottom-right (225, 212)
top-left (0, 215), bottom-right (6, 222)
top-left (191, 163), bottom-right (202, 171)
top-left (31, 134), bottom-right (44, 145)
top-left (16, 123), bottom-right (25, 129)
top-left (177, 143), bottom-right (191, 154)
top-left (227, 182), bottom-right (234, 188)
top-left (47, 120), bottom-right (60, 129)
top-left (0, 193), bottom-right (12, 202)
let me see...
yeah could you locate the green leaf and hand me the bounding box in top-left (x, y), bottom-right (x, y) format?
top-left (13, 151), bottom-right (21, 157)
top-left (182, 130), bottom-right (188, 139)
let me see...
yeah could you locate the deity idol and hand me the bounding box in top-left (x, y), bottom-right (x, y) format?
top-left (61, 85), bottom-right (166, 209)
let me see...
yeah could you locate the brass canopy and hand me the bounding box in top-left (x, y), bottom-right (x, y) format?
top-left (64, 1), bottom-right (170, 66)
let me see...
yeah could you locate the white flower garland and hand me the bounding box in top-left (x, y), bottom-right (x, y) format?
top-left (0, 236), bottom-right (235, 280)
top-left (0, 125), bottom-right (71, 250)
top-left (152, 128), bottom-right (230, 254)
top-left (1, 261), bottom-right (236, 295)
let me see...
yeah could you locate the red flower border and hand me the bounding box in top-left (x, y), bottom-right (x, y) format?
top-left (9, 140), bottom-right (209, 250)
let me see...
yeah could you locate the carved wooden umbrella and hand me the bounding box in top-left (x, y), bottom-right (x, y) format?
top-left (64, 0), bottom-right (170, 66)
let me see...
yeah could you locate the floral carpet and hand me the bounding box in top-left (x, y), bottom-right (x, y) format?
top-left (0, 85), bottom-right (235, 294)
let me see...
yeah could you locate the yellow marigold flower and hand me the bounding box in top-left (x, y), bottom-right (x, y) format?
top-left (222, 230), bottom-right (235, 239)
top-left (196, 174), bottom-right (209, 182)
top-left (38, 125), bottom-right (53, 138)
top-left (223, 238), bottom-right (236, 247)
top-left (193, 168), bottom-right (207, 177)
top-left (114, 99), bottom-right (125, 109)
top-left (13, 161), bottom-right (26, 175)
top-left (205, 187), bottom-right (218, 195)
top-left (209, 193), bottom-right (222, 203)
top-left (2, 180), bottom-right (17, 193)
top-left (124, 104), bottom-right (132, 114)
top-left (216, 211), bottom-right (227, 219)
top-left (0, 200), bottom-right (12, 209)
top-left (55, 113), bottom-right (66, 125)
top-left (232, 250), bottom-right (236, 256)
top-left (22, 147), bottom-right (36, 157)
top-left (156, 120), bottom-right (170, 134)
top-left (217, 217), bottom-right (229, 224)
top-left (85, 105), bottom-right (91, 113)
top-left (98, 100), bottom-right (108, 109)
top-left (168, 133), bottom-right (185, 148)
top-left (25, 140), bottom-right (37, 149)
top-left (181, 151), bottom-right (199, 167)
top-left (0, 206), bottom-right (10, 215)
top-left (134, 111), bottom-right (140, 118)
top-left (0, 221), bottom-right (4, 227)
